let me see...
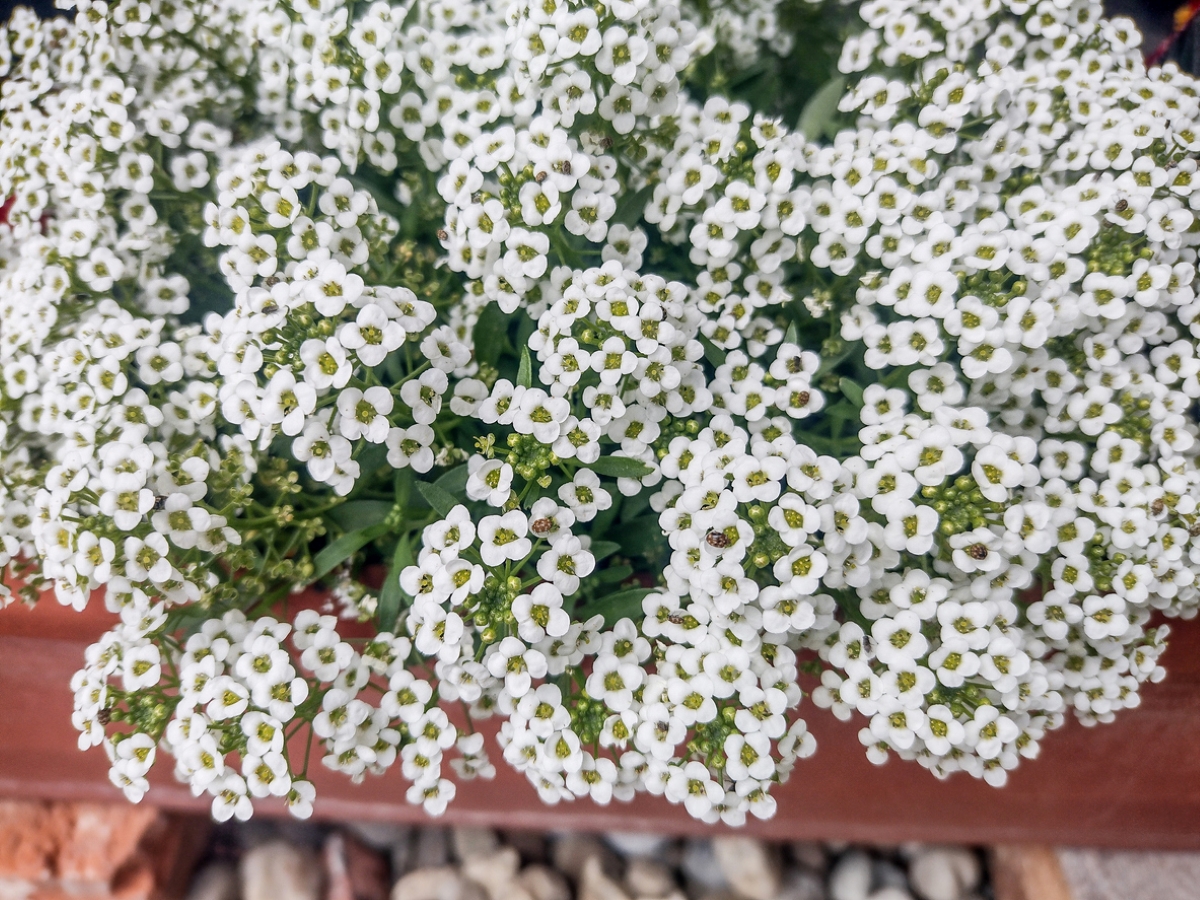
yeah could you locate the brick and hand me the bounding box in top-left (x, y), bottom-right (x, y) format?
top-left (52, 803), bottom-right (160, 883)
top-left (0, 801), bottom-right (57, 881)
top-left (0, 801), bottom-right (207, 900)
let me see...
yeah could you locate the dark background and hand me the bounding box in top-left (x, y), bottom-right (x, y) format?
top-left (1, 0), bottom-right (54, 22)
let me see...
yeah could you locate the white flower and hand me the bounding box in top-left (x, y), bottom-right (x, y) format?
top-left (485, 636), bottom-right (547, 697)
top-left (536, 534), bottom-right (594, 594)
top-left (478, 511), bottom-right (532, 566)
top-left (116, 641), bottom-right (159, 694)
top-left (665, 761), bottom-right (723, 819)
top-left (399, 369), bottom-right (448, 425)
top-left (211, 773), bottom-right (254, 822)
top-left (340, 304), bottom-right (407, 366)
top-left (244, 751), bottom-right (292, 798)
top-left (286, 781), bottom-right (317, 819)
top-left (512, 583), bottom-right (571, 642)
top-left (586, 652), bottom-right (645, 712)
top-left (386, 424), bottom-right (435, 472)
top-left (558, 469), bottom-right (612, 522)
top-left (467, 457), bottom-right (515, 507)
top-left (407, 777), bottom-right (456, 816)
top-left (336, 386), bottom-right (394, 443)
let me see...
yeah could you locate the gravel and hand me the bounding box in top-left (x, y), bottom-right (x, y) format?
top-left (183, 822), bottom-right (992, 900)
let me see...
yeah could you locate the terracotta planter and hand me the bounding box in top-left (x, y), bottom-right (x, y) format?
top-left (2, 596), bottom-right (1199, 848)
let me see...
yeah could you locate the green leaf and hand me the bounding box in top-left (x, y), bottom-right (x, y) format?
top-left (593, 586), bottom-right (655, 626)
top-left (473, 302), bottom-right (508, 367)
top-left (612, 183), bottom-right (655, 227)
top-left (515, 313), bottom-right (537, 357)
top-left (326, 501), bottom-right (394, 532)
top-left (517, 344), bottom-right (533, 388)
top-left (384, 349), bottom-right (405, 382)
top-left (783, 321), bottom-right (799, 346)
top-left (797, 76), bottom-right (846, 141)
top-left (589, 541), bottom-right (621, 562)
top-left (617, 514), bottom-right (666, 553)
top-left (352, 441), bottom-right (389, 485)
top-left (378, 533), bottom-right (414, 631)
top-left (839, 377), bottom-right (866, 409)
top-left (729, 58), bottom-right (771, 89)
top-left (435, 463), bottom-right (470, 497)
top-left (312, 522), bottom-right (390, 581)
top-left (823, 399), bottom-right (860, 421)
top-left (698, 333), bottom-right (727, 367)
top-left (816, 341), bottom-right (856, 375)
top-left (597, 563), bottom-right (633, 584)
top-left (589, 494), bottom-right (621, 538)
top-left (590, 456), bottom-right (654, 479)
top-left (167, 233), bottom-right (234, 327)
top-left (393, 466), bottom-right (414, 510)
top-left (620, 490), bottom-right (650, 521)
top-left (416, 480), bottom-right (460, 517)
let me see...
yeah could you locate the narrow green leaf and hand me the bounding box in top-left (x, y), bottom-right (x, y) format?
top-left (591, 456), bottom-right (654, 479)
top-left (326, 501), bottom-right (394, 532)
top-left (589, 541), bottom-right (621, 562)
top-left (351, 441), bottom-right (389, 485)
top-left (312, 522), bottom-right (390, 581)
top-left (378, 533), bottom-right (414, 631)
top-left (434, 463), bottom-right (470, 497)
top-left (589, 494), bottom-right (621, 538)
top-left (597, 563), bottom-right (633, 584)
top-left (384, 349), bottom-right (405, 382)
top-left (399, 0), bottom-right (421, 30)
top-left (619, 490), bottom-right (650, 521)
top-left (593, 586), bottom-right (655, 626)
top-left (783, 321), bottom-right (799, 346)
top-left (823, 399), bottom-right (860, 420)
top-left (797, 76), bottom-right (846, 141)
top-left (698, 333), bottom-right (727, 367)
top-left (815, 341), bottom-right (856, 375)
top-left (517, 344), bottom-right (533, 388)
top-left (616, 514), bottom-right (667, 555)
top-left (416, 480), bottom-right (460, 517)
top-left (515, 313), bottom-right (537, 356)
top-left (394, 466), bottom-right (414, 510)
top-left (472, 302), bottom-right (508, 367)
top-left (612, 184), bottom-right (655, 227)
top-left (839, 377), bottom-right (866, 408)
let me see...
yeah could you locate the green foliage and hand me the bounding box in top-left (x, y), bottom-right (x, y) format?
top-left (798, 76), bottom-right (847, 140)
top-left (590, 456), bottom-right (654, 479)
top-left (312, 522), bottom-right (391, 580)
top-left (377, 534), bottom-right (414, 631)
top-left (415, 480), bottom-right (460, 517)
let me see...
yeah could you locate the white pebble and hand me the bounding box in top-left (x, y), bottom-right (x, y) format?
top-left (681, 840), bottom-right (729, 891)
top-left (829, 851), bottom-right (873, 900)
top-left (713, 838), bottom-right (781, 900)
top-left (908, 848), bottom-right (980, 900)
top-left (241, 841), bottom-right (322, 900)
top-left (606, 832), bottom-right (671, 859)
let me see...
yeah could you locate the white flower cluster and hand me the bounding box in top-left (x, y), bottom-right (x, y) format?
top-left (394, 483), bottom-right (818, 823)
top-left (72, 604), bottom-right (493, 819)
top-left (1, 0), bottom-right (1199, 825)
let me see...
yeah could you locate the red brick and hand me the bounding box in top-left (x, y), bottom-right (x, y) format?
top-left (52, 803), bottom-right (160, 883)
top-left (0, 800), bottom-right (57, 881)
top-left (0, 800), bottom-right (207, 900)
